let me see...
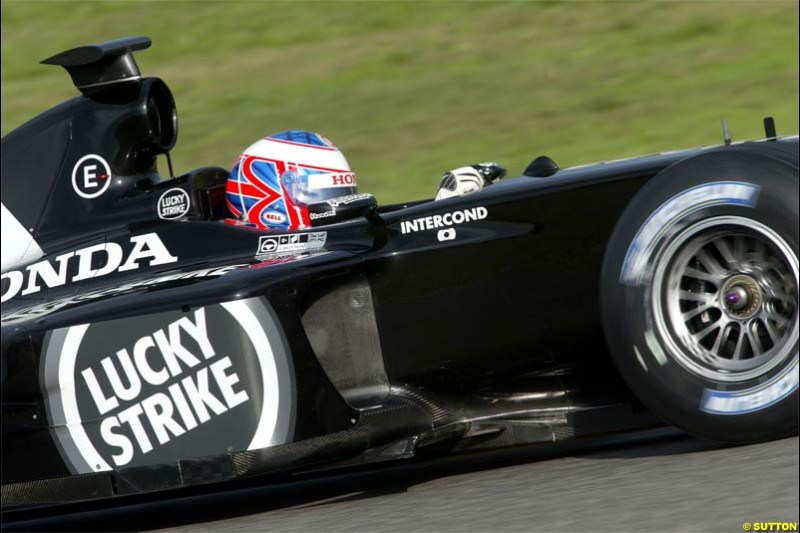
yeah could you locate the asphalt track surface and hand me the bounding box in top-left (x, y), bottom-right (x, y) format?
top-left (4, 428), bottom-right (798, 533)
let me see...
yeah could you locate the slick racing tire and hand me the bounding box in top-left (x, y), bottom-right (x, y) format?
top-left (601, 143), bottom-right (799, 443)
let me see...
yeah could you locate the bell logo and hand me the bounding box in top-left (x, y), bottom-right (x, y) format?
top-left (262, 211), bottom-right (287, 224)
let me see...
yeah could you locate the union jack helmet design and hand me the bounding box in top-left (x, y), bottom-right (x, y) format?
top-left (226, 131), bottom-right (358, 230)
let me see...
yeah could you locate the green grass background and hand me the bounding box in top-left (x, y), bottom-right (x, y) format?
top-left (2, 1), bottom-right (798, 203)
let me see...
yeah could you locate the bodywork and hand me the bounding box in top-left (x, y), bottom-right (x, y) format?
top-left (0, 144), bottom-right (701, 509)
top-left (3, 38), bottom-right (797, 512)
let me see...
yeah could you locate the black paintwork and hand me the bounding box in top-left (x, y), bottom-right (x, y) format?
top-left (523, 155), bottom-right (559, 177)
top-left (41, 36), bottom-right (152, 92)
top-left (2, 37), bottom-right (797, 513)
top-left (1, 76), bottom-right (179, 246)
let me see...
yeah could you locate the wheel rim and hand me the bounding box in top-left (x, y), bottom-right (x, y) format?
top-left (652, 216), bottom-right (799, 382)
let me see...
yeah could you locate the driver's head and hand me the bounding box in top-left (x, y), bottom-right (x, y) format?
top-left (225, 131), bottom-right (357, 230)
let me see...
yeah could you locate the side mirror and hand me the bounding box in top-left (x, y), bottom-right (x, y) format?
top-left (307, 193), bottom-right (378, 227)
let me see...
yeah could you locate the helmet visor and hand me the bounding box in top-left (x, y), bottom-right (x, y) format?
top-left (281, 170), bottom-right (358, 205)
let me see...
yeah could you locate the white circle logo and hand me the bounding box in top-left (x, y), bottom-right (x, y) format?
top-left (157, 188), bottom-right (191, 220)
top-left (72, 154), bottom-right (112, 199)
top-left (259, 238), bottom-right (279, 253)
top-left (41, 298), bottom-right (294, 473)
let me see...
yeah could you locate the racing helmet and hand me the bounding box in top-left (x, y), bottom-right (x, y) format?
top-left (225, 131), bottom-right (358, 230)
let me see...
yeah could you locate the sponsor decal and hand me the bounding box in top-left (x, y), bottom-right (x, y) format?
top-left (157, 188), bottom-right (191, 220)
top-left (1, 233), bottom-right (178, 303)
top-left (326, 193), bottom-right (373, 208)
top-left (261, 210), bottom-right (287, 225)
top-left (437, 228), bottom-right (456, 241)
top-left (307, 172), bottom-right (358, 189)
top-left (701, 359), bottom-right (798, 415)
top-left (400, 206), bottom-right (488, 235)
top-left (41, 297), bottom-right (294, 473)
top-left (621, 182), bottom-right (760, 285)
top-left (256, 232), bottom-right (327, 260)
top-left (309, 210), bottom-right (336, 221)
top-left (72, 154), bottom-right (112, 199)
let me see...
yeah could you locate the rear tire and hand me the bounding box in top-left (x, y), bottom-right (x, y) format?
top-left (601, 143), bottom-right (799, 443)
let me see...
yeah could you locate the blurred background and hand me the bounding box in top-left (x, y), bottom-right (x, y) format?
top-left (2, 1), bottom-right (798, 204)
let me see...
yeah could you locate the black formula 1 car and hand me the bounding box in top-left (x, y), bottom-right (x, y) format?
top-left (1, 37), bottom-right (798, 513)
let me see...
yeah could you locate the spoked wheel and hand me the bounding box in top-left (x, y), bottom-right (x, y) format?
top-left (654, 217), bottom-right (798, 383)
top-left (601, 143), bottom-right (799, 443)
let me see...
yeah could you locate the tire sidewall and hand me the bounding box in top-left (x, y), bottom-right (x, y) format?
top-left (602, 149), bottom-right (799, 442)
